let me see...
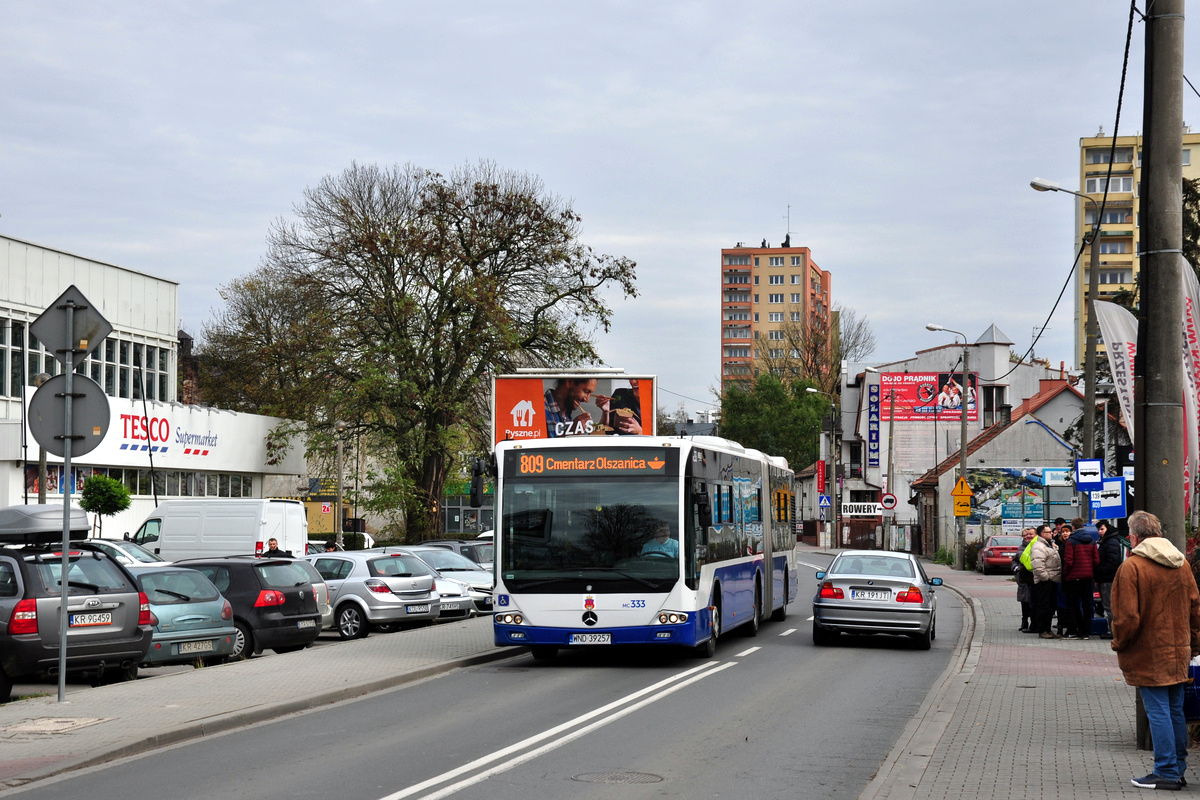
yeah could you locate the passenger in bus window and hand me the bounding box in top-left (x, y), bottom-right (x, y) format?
top-left (641, 523), bottom-right (679, 559)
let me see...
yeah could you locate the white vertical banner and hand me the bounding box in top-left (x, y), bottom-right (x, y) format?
top-left (1181, 261), bottom-right (1200, 518)
top-left (1094, 300), bottom-right (1139, 445)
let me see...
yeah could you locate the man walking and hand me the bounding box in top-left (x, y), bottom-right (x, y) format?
top-left (1031, 523), bottom-right (1062, 640)
top-left (1112, 510), bottom-right (1200, 790)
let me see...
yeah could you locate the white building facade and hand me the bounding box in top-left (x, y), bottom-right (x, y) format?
top-left (0, 234), bottom-right (305, 535)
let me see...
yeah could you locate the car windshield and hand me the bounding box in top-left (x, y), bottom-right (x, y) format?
top-left (991, 536), bottom-right (1022, 547)
top-left (33, 554), bottom-right (131, 594)
top-left (831, 556), bottom-right (914, 579)
top-left (414, 550), bottom-right (481, 572)
top-left (137, 569), bottom-right (220, 604)
top-left (465, 543), bottom-right (493, 564)
top-left (118, 541), bottom-right (164, 563)
top-left (368, 555), bottom-right (433, 578)
top-left (255, 562), bottom-right (313, 588)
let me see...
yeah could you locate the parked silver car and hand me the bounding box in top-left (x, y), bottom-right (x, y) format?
top-left (305, 552), bottom-right (441, 639)
top-left (811, 550), bottom-right (942, 649)
top-left (401, 546), bottom-right (494, 614)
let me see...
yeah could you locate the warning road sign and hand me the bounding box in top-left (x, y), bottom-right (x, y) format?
top-left (951, 477), bottom-right (973, 497)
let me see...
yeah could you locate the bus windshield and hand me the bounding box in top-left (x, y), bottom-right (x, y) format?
top-left (500, 449), bottom-right (680, 593)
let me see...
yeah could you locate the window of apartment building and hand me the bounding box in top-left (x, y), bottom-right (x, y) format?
top-left (847, 443), bottom-right (863, 479)
top-left (768, 275), bottom-right (783, 285)
top-left (726, 292), bottom-right (750, 302)
top-left (768, 330), bottom-right (784, 340)
top-left (790, 274), bottom-right (802, 284)
top-left (754, 294), bottom-right (760, 304)
top-left (791, 255), bottom-right (803, 266)
top-left (768, 294), bottom-right (783, 303)
top-left (1099, 241), bottom-right (1128, 254)
top-left (768, 256), bottom-right (784, 266)
top-left (725, 311), bottom-right (750, 320)
top-left (724, 347), bottom-right (750, 358)
top-left (768, 349), bottom-right (784, 358)
top-left (754, 313), bottom-right (759, 321)
top-left (724, 255), bottom-right (751, 265)
top-left (1086, 147), bottom-right (1133, 164)
top-left (982, 385), bottom-right (1007, 429)
top-left (790, 349), bottom-right (801, 358)
top-left (1186, 149), bottom-right (1192, 166)
top-left (790, 312), bottom-right (802, 322)
top-left (1100, 269), bottom-right (1132, 284)
top-left (768, 312), bottom-right (783, 322)
top-left (723, 327), bottom-right (752, 338)
top-left (754, 257), bottom-right (759, 266)
top-left (1085, 209), bottom-right (1132, 225)
top-left (1085, 176), bottom-right (1133, 194)
top-left (790, 293), bottom-right (801, 303)
top-left (723, 275), bottom-right (750, 284)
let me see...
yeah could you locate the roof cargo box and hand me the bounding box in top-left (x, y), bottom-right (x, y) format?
top-left (0, 504), bottom-right (89, 544)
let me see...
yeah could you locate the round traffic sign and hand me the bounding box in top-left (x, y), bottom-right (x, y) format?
top-left (28, 374), bottom-right (111, 457)
top-left (880, 493), bottom-right (898, 510)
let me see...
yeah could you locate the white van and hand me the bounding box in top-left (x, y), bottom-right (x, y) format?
top-left (128, 499), bottom-right (308, 561)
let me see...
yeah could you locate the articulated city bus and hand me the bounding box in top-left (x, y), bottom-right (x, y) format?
top-left (489, 435), bottom-right (797, 659)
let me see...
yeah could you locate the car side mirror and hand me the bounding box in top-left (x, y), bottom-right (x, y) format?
top-left (815, 571), bottom-right (826, 580)
top-left (930, 577), bottom-right (943, 586)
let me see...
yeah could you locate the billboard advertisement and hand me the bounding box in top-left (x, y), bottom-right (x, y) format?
top-left (878, 372), bottom-right (979, 422)
top-left (493, 374), bottom-right (656, 444)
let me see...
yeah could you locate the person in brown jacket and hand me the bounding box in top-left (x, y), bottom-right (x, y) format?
top-left (1030, 524), bottom-right (1062, 639)
top-left (1112, 510), bottom-right (1200, 790)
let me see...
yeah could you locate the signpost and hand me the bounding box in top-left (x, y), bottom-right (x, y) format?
top-left (28, 286), bottom-right (112, 703)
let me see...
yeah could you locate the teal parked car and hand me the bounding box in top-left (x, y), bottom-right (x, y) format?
top-left (127, 565), bottom-right (236, 666)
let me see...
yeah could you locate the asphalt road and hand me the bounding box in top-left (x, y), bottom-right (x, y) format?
top-left (7, 556), bottom-right (963, 800)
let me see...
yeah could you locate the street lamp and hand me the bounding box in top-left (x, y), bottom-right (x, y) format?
top-left (1031, 177), bottom-right (1101, 515)
top-left (926, 324), bottom-right (970, 570)
top-left (334, 420), bottom-right (348, 549)
top-left (865, 366), bottom-right (896, 549)
top-left (806, 387), bottom-right (839, 548)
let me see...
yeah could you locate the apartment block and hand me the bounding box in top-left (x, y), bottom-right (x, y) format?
top-left (1073, 130), bottom-right (1200, 367)
top-left (720, 237), bottom-right (832, 395)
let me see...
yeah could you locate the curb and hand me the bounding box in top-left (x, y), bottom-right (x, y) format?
top-left (857, 581), bottom-right (983, 800)
top-left (0, 647), bottom-right (523, 792)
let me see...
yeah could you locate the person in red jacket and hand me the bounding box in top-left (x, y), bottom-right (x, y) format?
top-left (1062, 520), bottom-right (1100, 639)
top-left (1112, 510), bottom-right (1200, 790)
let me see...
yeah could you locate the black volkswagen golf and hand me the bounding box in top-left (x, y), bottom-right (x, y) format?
top-left (176, 557), bottom-right (321, 659)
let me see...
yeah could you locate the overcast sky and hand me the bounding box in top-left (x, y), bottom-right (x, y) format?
top-left (3, 2), bottom-right (1196, 414)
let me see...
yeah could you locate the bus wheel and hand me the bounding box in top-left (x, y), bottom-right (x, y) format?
top-left (745, 582), bottom-right (761, 637)
top-left (530, 646), bottom-right (557, 661)
top-left (771, 574), bottom-right (788, 622)
top-left (693, 597), bottom-right (719, 658)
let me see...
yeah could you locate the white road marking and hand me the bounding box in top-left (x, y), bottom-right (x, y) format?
top-left (734, 646), bottom-right (761, 657)
top-left (806, 615), bottom-right (814, 621)
top-left (779, 628), bottom-right (796, 636)
top-left (378, 661), bottom-right (734, 800)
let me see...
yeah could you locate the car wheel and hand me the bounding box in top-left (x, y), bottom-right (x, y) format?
top-left (771, 575), bottom-right (788, 622)
top-left (813, 622), bottom-right (837, 646)
top-left (744, 582), bottom-right (761, 637)
top-left (0, 666), bottom-right (13, 703)
top-left (336, 604), bottom-right (368, 640)
top-left (530, 646), bottom-right (557, 661)
top-left (914, 617), bottom-right (934, 650)
top-left (231, 621), bottom-right (254, 660)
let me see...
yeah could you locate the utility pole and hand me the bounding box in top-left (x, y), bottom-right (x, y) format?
top-left (958, 345), bottom-right (970, 570)
top-left (1137, 0), bottom-right (1185, 549)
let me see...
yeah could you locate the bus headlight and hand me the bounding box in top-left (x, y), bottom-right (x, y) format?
top-left (497, 612), bottom-right (524, 625)
top-left (656, 611), bottom-right (689, 625)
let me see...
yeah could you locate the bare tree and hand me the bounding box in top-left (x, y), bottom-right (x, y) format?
top-left (198, 161), bottom-right (637, 538)
top-left (754, 303), bottom-right (876, 395)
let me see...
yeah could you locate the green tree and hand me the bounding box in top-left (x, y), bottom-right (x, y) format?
top-left (718, 374), bottom-right (825, 468)
top-left (198, 161), bottom-right (637, 539)
top-left (79, 475), bottom-right (131, 536)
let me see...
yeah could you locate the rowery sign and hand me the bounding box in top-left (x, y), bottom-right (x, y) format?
top-left (842, 502), bottom-right (882, 516)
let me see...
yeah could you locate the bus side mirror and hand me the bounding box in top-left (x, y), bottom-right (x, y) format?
top-left (697, 496), bottom-right (712, 530)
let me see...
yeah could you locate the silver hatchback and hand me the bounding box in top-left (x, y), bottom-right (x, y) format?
top-left (305, 552), bottom-right (441, 639)
top-left (811, 550), bottom-right (942, 649)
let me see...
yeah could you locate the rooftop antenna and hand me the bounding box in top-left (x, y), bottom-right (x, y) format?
top-left (782, 202), bottom-right (796, 247)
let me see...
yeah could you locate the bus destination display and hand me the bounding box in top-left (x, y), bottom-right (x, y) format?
top-left (507, 448), bottom-right (678, 478)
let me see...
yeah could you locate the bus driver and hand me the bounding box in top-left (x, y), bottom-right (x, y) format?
top-left (640, 523), bottom-right (679, 559)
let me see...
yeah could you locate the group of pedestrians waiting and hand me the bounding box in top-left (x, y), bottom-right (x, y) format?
top-left (1012, 516), bottom-right (1128, 640)
top-left (1010, 510), bottom-right (1200, 790)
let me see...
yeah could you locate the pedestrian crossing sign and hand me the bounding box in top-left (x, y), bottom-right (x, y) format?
top-left (818, 495), bottom-right (831, 508)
